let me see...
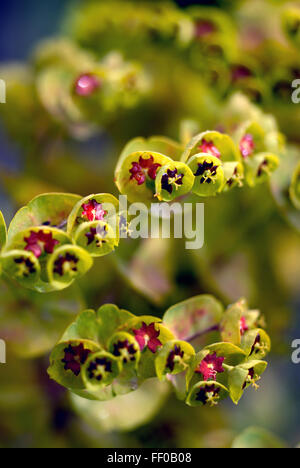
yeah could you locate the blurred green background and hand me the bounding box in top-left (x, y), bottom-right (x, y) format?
top-left (0, 0), bottom-right (299, 448)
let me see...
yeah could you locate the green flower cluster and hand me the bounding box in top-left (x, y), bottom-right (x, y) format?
top-left (48, 296), bottom-right (270, 407)
top-left (115, 126), bottom-right (281, 203)
top-left (0, 193), bottom-right (119, 292)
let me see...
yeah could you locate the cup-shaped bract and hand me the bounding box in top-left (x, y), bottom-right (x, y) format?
top-left (228, 360), bottom-right (267, 405)
top-left (222, 161), bottom-right (244, 191)
top-left (47, 244), bottom-right (93, 289)
top-left (73, 221), bottom-right (119, 257)
top-left (243, 152), bottom-right (279, 187)
top-left (186, 380), bottom-right (228, 407)
top-left (48, 339), bottom-right (101, 390)
top-left (182, 131), bottom-right (240, 163)
top-left (108, 331), bottom-right (141, 369)
top-left (82, 351), bottom-right (122, 391)
top-left (115, 150), bottom-right (173, 203)
top-left (235, 121), bottom-right (266, 159)
top-left (155, 340), bottom-right (195, 380)
top-left (155, 162), bottom-right (194, 202)
top-left (282, 7), bottom-right (300, 48)
top-left (187, 154), bottom-right (224, 197)
top-left (1, 249), bottom-right (41, 287)
top-left (241, 328), bottom-right (271, 360)
top-left (67, 193), bottom-right (119, 234)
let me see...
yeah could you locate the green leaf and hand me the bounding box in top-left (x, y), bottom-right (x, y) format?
top-left (220, 298), bottom-right (247, 346)
top-left (163, 294), bottom-right (224, 341)
top-left (182, 131), bottom-right (240, 163)
top-left (48, 339), bottom-right (101, 390)
top-left (228, 360), bottom-right (267, 404)
top-left (115, 150), bottom-right (173, 203)
top-left (70, 378), bottom-right (169, 432)
top-left (155, 162), bottom-right (194, 202)
top-left (187, 154), bottom-right (225, 197)
top-left (96, 304), bottom-right (134, 346)
top-left (155, 340), bottom-right (195, 380)
top-left (186, 381), bottom-right (228, 407)
top-left (7, 193), bottom-right (81, 241)
top-left (46, 244), bottom-right (93, 289)
top-left (232, 427), bottom-right (285, 448)
top-left (0, 210), bottom-right (7, 250)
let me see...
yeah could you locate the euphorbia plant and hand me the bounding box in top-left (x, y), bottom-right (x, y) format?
top-left (48, 296), bottom-right (270, 408)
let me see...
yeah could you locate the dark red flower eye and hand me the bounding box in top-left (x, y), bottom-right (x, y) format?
top-left (81, 199), bottom-right (107, 222)
top-left (198, 140), bottom-right (221, 159)
top-left (195, 352), bottom-right (225, 381)
top-left (74, 73), bottom-right (100, 96)
top-left (14, 257), bottom-right (36, 277)
top-left (62, 343), bottom-right (91, 376)
top-left (85, 225), bottom-right (108, 246)
top-left (166, 345), bottom-right (184, 372)
top-left (161, 169), bottom-right (184, 194)
top-left (240, 134), bottom-right (255, 158)
top-left (194, 160), bottom-right (218, 184)
top-left (195, 384), bottom-right (220, 406)
top-left (195, 19), bottom-right (216, 38)
top-left (53, 253), bottom-right (79, 277)
top-left (112, 340), bottom-right (138, 364)
top-left (87, 357), bottom-right (112, 381)
top-left (133, 322), bottom-right (162, 353)
top-left (24, 230), bottom-right (59, 258)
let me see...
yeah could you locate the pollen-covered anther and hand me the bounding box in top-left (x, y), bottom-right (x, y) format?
top-left (195, 352), bottom-right (225, 381)
top-left (74, 73), bottom-right (100, 97)
top-left (87, 357), bottom-right (112, 382)
top-left (14, 257), bottom-right (36, 277)
top-left (53, 253), bottom-right (79, 277)
top-left (194, 160), bottom-right (218, 185)
top-left (161, 169), bottom-right (184, 194)
top-left (240, 134), bottom-right (255, 158)
top-left (133, 322), bottom-right (162, 353)
top-left (112, 340), bottom-right (138, 364)
top-left (81, 199), bottom-right (107, 222)
top-left (195, 384), bottom-right (220, 407)
top-left (197, 140), bottom-right (221, 159)
top-left (129, 155), bottom-right (161, 185)
top-left (62, 343), bottom-right (91, 376)
top-left (24, 230), bottom-right (59, 258)
top-left (166, 345), bottom-right (185, 372)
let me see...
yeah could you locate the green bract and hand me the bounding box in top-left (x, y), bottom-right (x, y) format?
top-left (48, 296), bottom-right (270, 407)
top-left (181, 131), bottom-right (240, 163)
top-left (187, 154), bottom-right (224, 197)
top-left (243, 152), bottom-right (279, 187)
top-left (155, 162), bottom-right (194, 202)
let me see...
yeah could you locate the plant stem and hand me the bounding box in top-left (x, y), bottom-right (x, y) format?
top-left (185, 324), bottom-right (220, 343)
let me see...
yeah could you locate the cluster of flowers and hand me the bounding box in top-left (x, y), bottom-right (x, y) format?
top-left (48, 296), bottom-right (270, 407)
top-left (115, 127), bottom-right (281, 203)
top-left (0, 193), bottom-right (120, 292)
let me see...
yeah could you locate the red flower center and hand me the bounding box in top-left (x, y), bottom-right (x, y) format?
top-left (129, 156), bottom-right (161, 185)
top-left (133, 322), bottom-right (162, 353)
top-left (81, 199), bottom-right (107, 222)
top-left (24, 230), bottom-right (59, 258)
top-left (75, 73), bottom-right (100, 97)
top-left (240, 134), bottom-right (255, 158)
top-left (198, 140), bottom-right (221, 159)
top-left (240, 316), bottom-right (249, 336)
top-left (196, 352), bottom-right (225, 381)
